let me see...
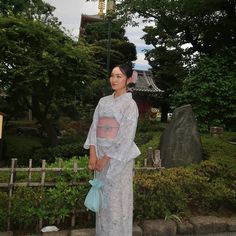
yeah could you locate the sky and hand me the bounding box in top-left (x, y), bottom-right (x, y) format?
top-left (44, 0), bottom-right (152, 70)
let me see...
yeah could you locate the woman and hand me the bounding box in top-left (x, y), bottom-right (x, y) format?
top-left (84, 64), bottom-right (141, 236)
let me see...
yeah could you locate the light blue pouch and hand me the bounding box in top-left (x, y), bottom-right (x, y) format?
top-left (84, 173), bottom-right (104, 213)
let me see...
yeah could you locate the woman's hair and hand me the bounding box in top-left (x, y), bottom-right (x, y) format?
top-left (117, 63), bottom-right (133, 78)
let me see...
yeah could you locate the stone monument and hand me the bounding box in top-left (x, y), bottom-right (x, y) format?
top-left (160, 104), bottom-right (203, 168)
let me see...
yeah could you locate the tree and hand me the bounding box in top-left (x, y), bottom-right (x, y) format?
top-left (117, 0), bottom-right (236, 121)
top-left (0, 16), bottom-right (102, 146)
top-left (83, 18), bottom-right (137, 68)
top-left (117, 0), bottom-right (236, 55)
top-left (174, 51), bottom-right (236, 131)
top-left (0, 0), bottom-right (59, 25)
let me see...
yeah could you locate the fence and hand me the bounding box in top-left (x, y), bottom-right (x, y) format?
top-left (0, 158), bottom-right (86, 231)
top-left (0, 148), bottom-right (161, 231)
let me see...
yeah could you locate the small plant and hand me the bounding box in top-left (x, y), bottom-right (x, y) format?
top-left (164, 213), bottom-right (182, 223)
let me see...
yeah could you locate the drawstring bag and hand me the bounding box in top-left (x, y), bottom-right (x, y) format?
top-left (84, 172), bottom-right (104, 213)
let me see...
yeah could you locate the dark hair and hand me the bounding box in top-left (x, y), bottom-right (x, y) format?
top-left (117, 63), bottom-right (133, 78)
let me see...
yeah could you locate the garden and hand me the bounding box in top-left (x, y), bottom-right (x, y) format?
top-left (0, 0), bottom-right (236, 234)
top-left (0, 117), bottom-right (235, 233)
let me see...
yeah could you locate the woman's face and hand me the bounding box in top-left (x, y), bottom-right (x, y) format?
top-left (110, 66), bottom-right (127, 95)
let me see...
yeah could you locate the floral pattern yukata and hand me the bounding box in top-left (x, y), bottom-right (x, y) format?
top-left (84, 92), bottom-right (141, 236)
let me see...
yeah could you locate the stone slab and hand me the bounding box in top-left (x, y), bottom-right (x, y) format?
top-left (42, 230), bottom-right (70, 236)
top-left (133, 224), bottom-right (143, 236)
top-left (141, 219), bottom-right (177, 236)
top-left (190, 216), bottom-right (228, 234)
top-left (227, 218), bottom-right (236, 232)
top-left (70, 228), bottom-right (95, 236)
top-left (0, 232), bottom-right (13, 236)
top-left (177, 220), bottom-right (194, 234)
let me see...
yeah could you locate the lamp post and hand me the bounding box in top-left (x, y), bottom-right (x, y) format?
top-left (106, 16), bottom-right (112, 75)
top-left (106, 0), bottom-right (116, 76)
top-left (0, 112), bottom-right (5, 162)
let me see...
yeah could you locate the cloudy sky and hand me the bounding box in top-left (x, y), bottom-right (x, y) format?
top-left (44, 0), bottom-right (152, 70)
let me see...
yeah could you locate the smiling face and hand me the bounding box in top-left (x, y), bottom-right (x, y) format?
top-left (110, 66), bottom-right (129, 96)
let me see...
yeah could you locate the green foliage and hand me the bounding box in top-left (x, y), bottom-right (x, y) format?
top-left (174, 54), bottom-right (236, 131)
top-left (10, 187), bottom-right (40, 230)
top-left (200, 133), bottom-right (236, 168)
top-left (4, 135), bottom-right (43, 165)
top-left (135, 132), bottom-right (161, 167)
top-left (0, 157), bottom-right (93, 231)
top-left (0, 191), bottom-right (8, 230)
top-left (0, 131), bottom-right (236, 231)
top-left (118, 0), bottom-right (236, 55)
top-left (0, 16), bottom-right (103, 145)
top-left (82, 15), bottom-right (137, 77)
top-left (134, 161), bottom-right (236, 220)
top-left (117, 0), bottom-right (236, 121)
top-left (133, 131), bottom-right (236, 219)
top-left (137, 118), bottom-right (167, 133)
top-left (0, 0), bottom-right (58, 25)
top-left (31, 142), bottom-right (87, 165)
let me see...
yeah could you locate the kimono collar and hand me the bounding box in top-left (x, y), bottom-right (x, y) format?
top-left (113, 92), bottom-right (132, 101)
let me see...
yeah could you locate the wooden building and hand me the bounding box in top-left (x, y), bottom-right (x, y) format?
top-left (132, 70), bottom-right (163, 118)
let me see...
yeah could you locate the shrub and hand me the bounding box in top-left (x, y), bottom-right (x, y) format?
top-left (133, 160), bottom-right (236, 220)
top-left (1, 157), bottom-right (93, 232)
top-left (31, 142), bottom-right (88, 166)
top-left (4, 135), bottom-right (43, 165)
top-left (0, 191), bottom-right (8, 231)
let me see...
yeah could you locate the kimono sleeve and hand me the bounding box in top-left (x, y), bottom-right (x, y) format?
top-left (83, 102), bottom-right (100, 149)
top-left (105, 101), bottom-right (139, 162)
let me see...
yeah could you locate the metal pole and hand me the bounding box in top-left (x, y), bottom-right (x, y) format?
top-left (0, 113), bottom-right (4, 163)
top-left (107, 17), bottom-right (112, 76)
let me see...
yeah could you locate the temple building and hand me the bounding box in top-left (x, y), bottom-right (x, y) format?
top-left (80, 0), bottom-right (115, 36)
top-left (132, 70), bottom-right (163, 118)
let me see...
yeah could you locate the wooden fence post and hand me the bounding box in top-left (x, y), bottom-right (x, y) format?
top-left (147, 147), bottom-right (153, 167)
top-left (71, 159), bottom-right (78, 228)
top-left (39, 159), bottom-right (46, 231)
top-left (28, 159), bottom-right (32, 186)
top-left (7, 158), bottom-right (17, 231)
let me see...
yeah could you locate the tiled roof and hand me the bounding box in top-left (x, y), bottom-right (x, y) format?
top-left (133, 70), bottom-right (163, 93)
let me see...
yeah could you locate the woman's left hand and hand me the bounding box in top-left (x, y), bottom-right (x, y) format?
top-left (95, 156), bottom-right (110, 171)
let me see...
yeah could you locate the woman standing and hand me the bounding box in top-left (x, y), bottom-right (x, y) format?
top-left (84, 64), bottom-right (141, 236)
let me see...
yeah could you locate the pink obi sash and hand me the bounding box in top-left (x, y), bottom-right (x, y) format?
top-left (96, 116), bottom-right (120, 139)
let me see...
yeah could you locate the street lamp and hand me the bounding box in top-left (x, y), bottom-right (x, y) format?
top-left (106, 0), bottom-right (116, 75)
top-left (0, 112), bottom-right (5, 162)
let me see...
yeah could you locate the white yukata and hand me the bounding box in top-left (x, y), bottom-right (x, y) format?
top-left (84, 92), bottom-right (141, 236)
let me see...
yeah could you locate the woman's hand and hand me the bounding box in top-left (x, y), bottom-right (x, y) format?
top-left (88, 145), bottom-right (97, 170)
top-left (95, 156), bottom-right (110, 171)
top-left (88, 155), bottom-right (97, 170)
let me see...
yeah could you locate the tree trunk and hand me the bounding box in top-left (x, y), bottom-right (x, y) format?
top-left (161, 103), bottom-right (169, 123)
top-left (41, 121), bottom-right (58, 147)
top-left (31, 93), bottom-right (58, 147)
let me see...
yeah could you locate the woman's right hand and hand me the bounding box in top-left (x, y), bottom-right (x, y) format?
top-left (88, 145), bottom-right (97, 170)
top-left (88, 155), bottom-right (97, 170)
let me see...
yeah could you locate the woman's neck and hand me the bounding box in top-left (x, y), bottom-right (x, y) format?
top-left (114, 88), bottom-right (127, 97)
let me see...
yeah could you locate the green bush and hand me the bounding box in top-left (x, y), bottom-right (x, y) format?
top-left (137, 118), bottom-right (167, 133)
top-left (134, 162), bottom-right (236, 220)
top-left (0, 157), bottom-right (93, 231)
top-left (135, 132), bottom-right (161, 166)
top-left (135, 132), bottom-right (154, 147)
top-left (4, 135), bottom-right (43, 165)
top-left (20, 142), bottom-right (88, 166)
top-left (0, 191), bottom-right (8, 230)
